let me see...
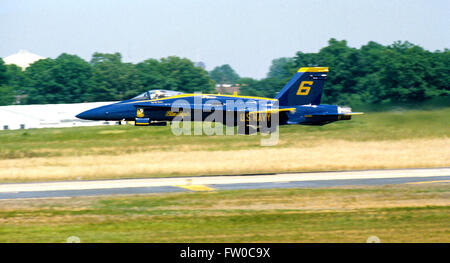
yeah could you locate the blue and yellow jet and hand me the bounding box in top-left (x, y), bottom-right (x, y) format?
top-left (76, 67), bottom-right (363, 133)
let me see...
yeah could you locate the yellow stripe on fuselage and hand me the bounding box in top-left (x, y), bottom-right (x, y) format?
top-left (298, 67), bottom-right (329, 72)
top-left (249, 108), bottom-right (296, 114)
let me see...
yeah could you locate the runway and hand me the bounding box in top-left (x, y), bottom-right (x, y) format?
top-left (0, 168), bottom-right (449, 200)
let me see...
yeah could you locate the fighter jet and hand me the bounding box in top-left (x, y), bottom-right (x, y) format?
top-left (76, 67), bottom-right (363, 134)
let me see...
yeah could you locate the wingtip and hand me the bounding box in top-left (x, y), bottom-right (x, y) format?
top-left (344, 112), bottom-right (364, 116)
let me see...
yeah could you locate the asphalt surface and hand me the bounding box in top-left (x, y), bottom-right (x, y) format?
top-left (0, 168), bottom-right (449, 200)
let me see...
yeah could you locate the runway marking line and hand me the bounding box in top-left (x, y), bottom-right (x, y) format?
top-left (406, 180), bottom-right (450, 185)
top-left (175, 185), bottom-right (215, 191)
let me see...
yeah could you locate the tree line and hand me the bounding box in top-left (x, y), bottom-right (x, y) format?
top-left (0, 39), bottom-right (448, 106)
top-left (0, 53), bottom-right (214, 105)
top-left (236, 39), bottom-right (449, 106)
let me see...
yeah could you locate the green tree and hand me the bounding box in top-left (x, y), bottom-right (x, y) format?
top-left (4, 64), bottom-right (29, 104)
top-left (209, 64), bottom-right (240, 84)
top-left (428, 49), bottom-right (450, 97)
top-left (376, 43), bottom-right (428, 102)
top-left (0, 59), bottom-right (8, 86)
top-left (6, 64), bottom-right (29, 94)
top-left (0, 85), bottom-right (15, 105)
top-left (267, 57), bottom-right (295, 79)
top-left (24, 54), bottom-right (92, 104)
top-left (87, 52), bottom-right (141, 101)
top-left (0, 58), bottom-right (15, 105)
top-left (237, 77), bottom-right (260, 96)
top-left (159, 56), bottom-right (214, 93)
top-left (290, 39), bottom-right (449, 105)
top-left (136, 56), bottom-right (214, 94)
top-left (135, 58), bottom-right (165, 92)
top-left (241, 38), bottom-right (449, 106)
top-left (23, 58), bottom-right (57, 104)
top-left (239, 77), bottom-right (284, 98)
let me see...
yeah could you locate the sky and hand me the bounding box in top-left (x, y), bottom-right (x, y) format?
top-left (1, 0), bottom-right (449, 79)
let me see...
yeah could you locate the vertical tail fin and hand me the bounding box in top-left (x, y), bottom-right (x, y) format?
top-left (275, 67), bottom-right (328, 106)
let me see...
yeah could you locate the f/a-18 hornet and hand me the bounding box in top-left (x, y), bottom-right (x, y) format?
top-left (76, 67), bottom-right (363, 134)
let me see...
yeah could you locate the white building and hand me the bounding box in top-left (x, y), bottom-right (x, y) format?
top-left (3, 50), bottom-right (45, 69)
top-left (0, 102), bottom-right (119, 130)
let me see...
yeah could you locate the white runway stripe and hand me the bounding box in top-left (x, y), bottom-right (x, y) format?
top-left (0, 168), bottom-right (448, 193)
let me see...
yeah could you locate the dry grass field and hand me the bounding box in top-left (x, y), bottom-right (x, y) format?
top-left (0, 138), bottom-right (448, 182)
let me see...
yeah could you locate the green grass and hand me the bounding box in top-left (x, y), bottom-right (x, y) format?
top-left (0, 108), bottom-right (448, 159)
top-left (0, 185), bottom-right (448, 242)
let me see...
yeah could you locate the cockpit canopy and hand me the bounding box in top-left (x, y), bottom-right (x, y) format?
top-left (132, 90), bottom-right (185, 100)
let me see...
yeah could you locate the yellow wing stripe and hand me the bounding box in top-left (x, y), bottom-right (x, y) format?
top-left (343, 112), bottom-right (364, 115)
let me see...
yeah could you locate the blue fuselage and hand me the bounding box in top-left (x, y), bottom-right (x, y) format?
top-left (76, 94), bottom-right (348, 126)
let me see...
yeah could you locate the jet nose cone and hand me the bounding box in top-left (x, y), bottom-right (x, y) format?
top-left (76, 103), bottom-right (125, 121)
top-left (76, 108), bottom-right (103, 120)
top-left (76, 110), bottom-right (91, 120)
